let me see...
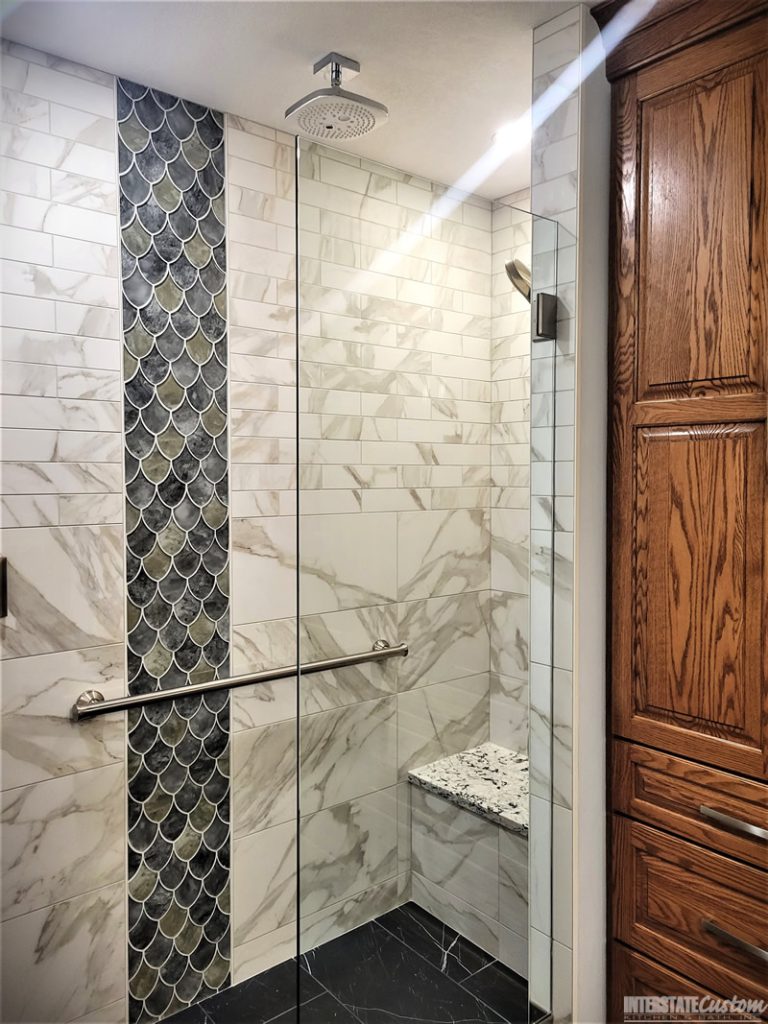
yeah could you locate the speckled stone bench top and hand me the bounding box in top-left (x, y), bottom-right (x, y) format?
top-left (407, 742), bottom-right (529, 836)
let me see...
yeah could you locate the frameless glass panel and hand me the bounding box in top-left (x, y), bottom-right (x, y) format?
top-left (295, 140), bottom-right (558, 1024)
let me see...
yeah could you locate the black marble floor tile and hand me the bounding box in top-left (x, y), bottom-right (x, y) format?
top-left (461, 961), bottom-right (529, 1024)
top-left (167, 960), bottom-right (322, 1024)
top-left (301, 921), bottom-right (506, 1024)
top-left (162, 1002), bottom-right (214, 1024)
top-left (376, 902), bottom-right (494, 982)
top-left (268, 991), bottom-right (362, 1023)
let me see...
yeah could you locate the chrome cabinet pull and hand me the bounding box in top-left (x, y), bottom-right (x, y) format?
top-left (703, 920), bottom-right (768, 965)
top-left (698, 805), bottom-right (768, 842)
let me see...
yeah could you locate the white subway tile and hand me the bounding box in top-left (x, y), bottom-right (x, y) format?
top-left (22, 61), bottom-right (114, 117)
top-left (0, 155), bottom-right (50, 198)
top-left (0, 292), bottom-right (55, 331)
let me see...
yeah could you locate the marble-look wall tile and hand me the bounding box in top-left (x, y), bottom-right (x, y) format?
top-left (1, 881), bottom-right (125, 1024)
top-left (490, 508), bottom-right (529, 595)
top-left (232, 921), bottom-right (296, 986)
top-left (71, 999), bottom-right (128, 1024)
top-left (300, 697), bottom-right (396, 813)
top-left (300, 786), bottom-right (400, 917)
top-left (490, 673), bottom-right (528, 753)
top-left (411, 787), bottom-right (498, 919)
top-left (553, 803), bottom-right (572, 949)
top-left (1, 644), bottom-right (125, 788)
top-left (0, 40), bottom-right (125, 1024)
top-left (397, 509), bottom-right (490, 601)
top-left (300, 874), bottom-right (405, 956)
top-left (529, 925), bottom-right (552, 1011)
top-left (300, 603), bottom-right (398, 713)
top-left (1, 762), bottom-right (124, 919)
top-left (499, 829), bottom-right (529, 938)
top-left (552, 666), bottom-right (573, 810)
top-left (301, 511), bottom-right (397, 614)
top-left (397, 674), bottom-right (490, 779)
top-left (489, 589), bottom-right (529, 679)
top-left (0, 524), bottom-right (123, 659)
top-left (490, 195), bottom-right (532, 754)
top-left (232, 516), bottom-right (296, 624)
top-left (397, 591), bottom-right (490, 691)
top-left (234, 786), bottom-right (399, 950)
top-left (530, 11), bottom-right (582, 1018)
top-left (499, 923), bottom-right (529, 978)
top-left (233, 719), bottom-right (296, 837)
top-left (408, 782), bottom-right (529, 977)
top-left (231, 615), bottom-right (297, 729)
top-left (233, 819), bottom-right (297, 947)
top-left (412, 872), bottom-right (500, 961)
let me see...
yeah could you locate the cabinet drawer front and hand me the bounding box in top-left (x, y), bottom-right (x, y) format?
top-left (614, 741), bottom-right (768, 868)
top-left (613, 818), bottom-right (768, 1001)
top-left (610, 943), bottom-right (764, 1022)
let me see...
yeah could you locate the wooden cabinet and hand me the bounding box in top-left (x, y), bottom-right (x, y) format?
top-left (614, 818), bottom-right (768, 1002)
top-left (611, 945), bottom-right (762, 1022)
top-left (609, 15), bottom-right (768, 781)
top-left (613, 741), bottom-right (768, 870)
top-left (594, 0), bottom-right (768, 1017)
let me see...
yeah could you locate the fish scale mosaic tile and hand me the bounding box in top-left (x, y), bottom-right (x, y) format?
top-left (117, 77), bottom-right (232, 1023)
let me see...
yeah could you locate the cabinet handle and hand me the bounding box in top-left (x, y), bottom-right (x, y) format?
top-left (698, 805), bottom-right (768, 842)
top-left (703, 920), bottom-right (768, 965)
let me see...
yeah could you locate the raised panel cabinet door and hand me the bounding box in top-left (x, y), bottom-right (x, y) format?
top-left (637, 53), bottom-right (765, 400)
top-left (614, 420), bottom-right (767, 777)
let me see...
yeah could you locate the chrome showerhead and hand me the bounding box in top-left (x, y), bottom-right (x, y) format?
top-left (505, 258), bottom-right (532, 302)
top-left (285, 52), bottom-right (389, 141)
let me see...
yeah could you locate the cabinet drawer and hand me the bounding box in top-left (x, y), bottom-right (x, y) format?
top-left (613, 817), bottom-right (768, 1002)
top-left (610, 943), bottom-right (763, 1022)
top-left (614, 741), bottom-right (768, 868)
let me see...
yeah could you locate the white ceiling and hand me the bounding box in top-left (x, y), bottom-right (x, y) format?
top-left (1, 0), bottom-right (577, 198)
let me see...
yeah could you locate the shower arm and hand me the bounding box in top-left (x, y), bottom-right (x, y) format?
top-left (70, 640), bottom-right (408, 722)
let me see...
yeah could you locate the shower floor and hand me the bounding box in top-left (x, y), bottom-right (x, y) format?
top-left (167, 902), bottom-right (537, 1024)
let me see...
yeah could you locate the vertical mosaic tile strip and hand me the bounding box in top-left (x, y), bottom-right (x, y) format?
top-left (118, 78), bottom-right (231, 1023)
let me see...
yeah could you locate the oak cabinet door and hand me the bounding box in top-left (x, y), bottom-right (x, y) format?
top-left (611, 27), bottom-right (768, 780)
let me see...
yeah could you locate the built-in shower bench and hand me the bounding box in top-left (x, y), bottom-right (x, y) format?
top-left (406, 742), bottom-right (530, 979)
top-left (408, 741), bottom-right (529, 834)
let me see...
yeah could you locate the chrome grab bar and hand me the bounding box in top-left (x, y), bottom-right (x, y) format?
top-left (71, 639), bottom-right (407, 722)
top-left (698, 805), bottom-right (768, 842)
top-left (703, 920), bottom-right (768, 965)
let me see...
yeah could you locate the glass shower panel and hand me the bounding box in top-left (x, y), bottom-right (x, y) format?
top-left (294, 140), bottom-right (558, 1024)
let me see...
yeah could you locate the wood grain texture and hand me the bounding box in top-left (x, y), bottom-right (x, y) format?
top-left (614, 741), bottom-right (768, 869)
top-left (638, 59), bottom-right (761, 399)
top-left (626, 423), bottom-right (766, 776)
top-left (592, 0), bottom-right (768, 81)
top-left (607, 6), bottom-right (768, 1014)
top-left (613, 818), bottom-right (768, 1002)
top-left (610, 943), bottom-right (763, 1022)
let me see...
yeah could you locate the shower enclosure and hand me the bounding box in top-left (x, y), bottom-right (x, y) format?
top-left (48, 120), bottom-right (561, 1024)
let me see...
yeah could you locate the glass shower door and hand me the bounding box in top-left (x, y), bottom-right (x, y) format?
top-left (294, 138), bottom-right (558, 1024)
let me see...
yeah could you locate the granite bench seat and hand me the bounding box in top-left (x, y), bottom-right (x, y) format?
top-left (407, 741), bottom-right (529, 835)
